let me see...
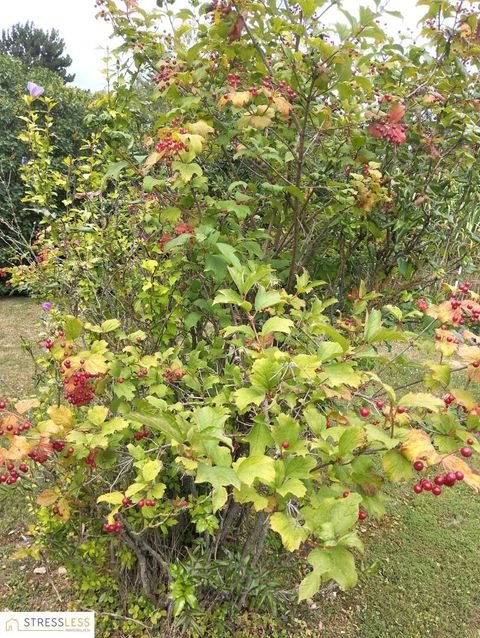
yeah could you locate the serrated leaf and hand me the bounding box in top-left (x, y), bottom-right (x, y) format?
top-left (270, 511), bottom-right (309, 551)
top-left (64, 315), bottom-right (83, 340)
top-left (400, 429), bottom-right (440, 465)
top-left (101, 319), bottom-right (121, 333)
top-left (277, 478), bottom-right (307, 498)
top-left (142, 459), bottom-right (162, 482)
top-left (382, 449), bottom-right (414, 481)
top-left (47, 406), bottom-right (75, 428)
top-left (195, 463), bottom-right (240, 489)
top-left (400, 392), bottom-right (444, 412)
top-left (261, 317), bottom-right (294, 336)
top-left (234, 454), bottom-right (276, 486)
top-left (234, 386), bottom-right (265, 411)
top-left (255, 287), bottom-right (282, 312)
top-left (97, 491), bottom-right (124, 505)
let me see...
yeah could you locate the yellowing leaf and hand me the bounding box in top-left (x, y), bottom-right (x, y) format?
top-left (270, 511), bottom-right (309, 551)
top-left (47, 406), bottom-right (75, 428)
top-left (273, 95), bottom-right (291, 118)
top-left (442, 455), bottom-right (480, 494)
top-left (229, 91), bottom-right (252, 107)
top-left (399, 392), bottom-right (445, 412)
top-left (400, 429), bottom-right (440, 465)
top-left (187, 120), bottom-right (214, 138)
top-left (36, 488), bottom-right (59, 506)
top-left (97, 491), bottom-right (124, 505)
top-left (14, 398), bottom-right (40, 414)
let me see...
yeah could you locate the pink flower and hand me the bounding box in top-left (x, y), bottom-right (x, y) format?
top-left (27, 82), bottom-right (44, 98)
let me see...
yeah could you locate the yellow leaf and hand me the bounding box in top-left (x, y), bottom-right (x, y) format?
top-left (70, 352), bottom-right (108, 375)
top-left (229, 91), bottom-right (252, 107)
top-left (48, 406), bottom-right (75, 428)
top-left (248, 115), bottom-right (272, 130)
top-left (400, 429), bottom-right (440, 465)
top-left (273, 95), bottom-right (291, 119)
top-left (442, 456), bottom-right (480, 494)
top-left (143, 151), bottom-right (162, 171)
top-left (187, 120), bottom-right (214, 138)
top-left (6, 436), bottom-right (31, 460)
top-left (37, 488), bottom-right (59, 506)
top-left (14, 398), bottom-right (40, 414)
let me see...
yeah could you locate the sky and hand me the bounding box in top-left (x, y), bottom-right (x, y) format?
top-left (0, 0), bottom-right (424, 91)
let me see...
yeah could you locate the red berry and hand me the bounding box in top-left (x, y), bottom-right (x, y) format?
top-left (0, 401), bottom-right (6, 409)
top-left (281, 441), bottom-right (289, 449)
top-left (422, 481), bottom-right (433, 491)
top-left (19, 464), bottom-right (28, 473)
top-left (413, 460), bottom-right (424, 472)
top-left (434, 475), bottom-right (444, 486)
top-left (396, 406), bottom-right (406, 414)
top-left (444, 472), bottom-right (456, 486)
top-left (359, 407), bottom-right (370, 418)
top-left (342, 491), bottom-right (350, 498)
top-left (122, 497), bottom-right (131, 506)
top-left (375, 400), bottom-right (384, 409)
top-left (137, 500), bottom-right (145, 507)
top-left (413, 484), bottom-right (423, 494)
top-left (358, 510), bottom-right (368, 521)
top-left (455, 471), bottom-right (464, 481)
top-left (467, 438), bottom-right (474, 445)
top-left (432, 486), bottom-right (442, 496)
top-left (460, 447), bottom-right (473, 458)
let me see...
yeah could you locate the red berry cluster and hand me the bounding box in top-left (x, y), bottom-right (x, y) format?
top-left (412, 460), bottom-right (470, 496)
top-left (164, 368), bottom-right (186, 383)
top-left (368, 120), bottom-right (407, 145)
top-left (133, 429), bottom-right (149, 441)
top-left (103, 520), bottom-right (122, 534)
top-left (227, 72), bottom-right (241, 88)
top-left (136, 368), bottom-right (148, 379)
top-left (153, 59), bottom-right (183, 91)
top-left (63, 368), bottom-right (98, 406)
top-left (85, 449), bottom-right (98, 469)
top-left (0, 461), bottom-right (28, 486)
top-left (154, 133), bottom-right (189, 167)
top-left (137, 499), bottom-right (156, 508)
top-left (28, 449), bottom-right (48, 464)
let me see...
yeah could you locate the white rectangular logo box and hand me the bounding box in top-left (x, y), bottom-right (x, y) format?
top-left (0, 612), bottom-right (94, 637)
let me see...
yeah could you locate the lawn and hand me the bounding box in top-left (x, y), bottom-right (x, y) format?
top-left (1, 298), bottom-right (480, 637)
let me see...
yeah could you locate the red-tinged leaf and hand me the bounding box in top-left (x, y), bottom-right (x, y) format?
top-left (441, 456), bottom-right (480, 494)
top-left (228, 13), bottom-right (246, 43)
top-left (386, 102), bottom-right (405, 123)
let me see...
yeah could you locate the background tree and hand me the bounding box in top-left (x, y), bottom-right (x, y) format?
top-left (0, 22), bottom-right (74, 83)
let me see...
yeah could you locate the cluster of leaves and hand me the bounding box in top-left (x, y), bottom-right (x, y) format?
top-left (4, 0), bottom-right (480, 634)
top-left (0, 54), bottom-right (89, 289)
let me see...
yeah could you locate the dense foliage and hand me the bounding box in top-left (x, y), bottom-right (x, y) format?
top-left (0, 54), bottom-right (89, 287)
top-left (2, 0), bottom-right (480, 635)
top-left (0, 22), bottom-right (74, 83)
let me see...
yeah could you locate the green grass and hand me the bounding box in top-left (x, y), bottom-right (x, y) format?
top-left (1, 299), bottom-right (480, 637)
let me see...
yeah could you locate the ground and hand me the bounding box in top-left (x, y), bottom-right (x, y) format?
top-left (1, 297), bottom-right (480, 637)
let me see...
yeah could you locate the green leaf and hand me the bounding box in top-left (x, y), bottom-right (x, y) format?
top-left (400, 392), bottom-right (445, 412)
top-left (195, 463), bottom-right (240, 489)
top-left (322, 363), bottom-right (363, 388)
top-left (261, 316), bottom-right (294, 336)
top-left (101, 319), bottom-right (121, 333)
top-left (216, 243), bottom-right (241, 268)
top-left (213, 288), bottom-right (244, 306)
top-left (276, 478), bottom-right (307, 498)
top-left (234, 454), bottom-right (276, 486)
top-left (364, 309), bottom-right (382, 342)
top-left (255, 287), bottom-right (282, 312)
top-left (234, 386), bottom-right (265, 411)
top-left (212, 486), bottom-right (228, 512)
top-left (382, 449), bottom-right (414, 482)
top-left (102, 417), bottom-right (130, 436)
top-left (298, 546), bottom-right (357, 601)
top-left (142, 459), bottom-right (162, 482)
top-left (64, 315), bottom-right (83, 340)
top-left (87, 406), bottom-right (109, 426)
top-left (270, 512), bottom-right (309, 551)
top-left (103, 160), bottom-right (129, 181)
top-left (247, 420), bottom-right (274, 456)
top-left (172, 161), bottom-right (203, 184)
top-left (338, 426), bottom-right (364, 456)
